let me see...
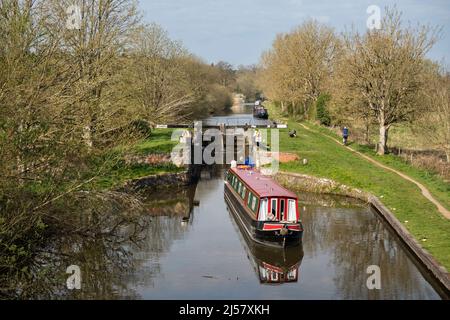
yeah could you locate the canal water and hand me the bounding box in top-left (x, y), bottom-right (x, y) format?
top-left (203, 102), bottom-right (272, 127)
top-left (117, 167), bottom-right (442, 300)
top-left (23, 105), bottom-right (445, 300)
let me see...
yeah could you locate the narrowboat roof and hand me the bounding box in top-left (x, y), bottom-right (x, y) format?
top-left (230, 167), bottom-right (297, 199)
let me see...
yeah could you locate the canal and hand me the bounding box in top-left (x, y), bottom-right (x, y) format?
top-left (120, 166), bottom-right (443, 299)
top-left (23, 104), bottom-right (446, 299)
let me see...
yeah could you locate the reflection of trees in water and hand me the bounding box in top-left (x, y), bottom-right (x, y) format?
top-left (302, 205), bottom-right (437, 299)
top-left (106, 186), bottom-right (198, 297)
top-left (7, 198), bottom-right (151, 299)
top-left (298, 192), bottom-right (365, 209)
top-left (2, 186), bottom-right (196, 299)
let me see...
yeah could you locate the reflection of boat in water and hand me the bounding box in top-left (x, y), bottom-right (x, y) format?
top-left (224, 166), bottom-right (303, 247)
top-left (252, 243), bottom-right (303, 284)
top-left (226, 197), bottom-right (304, 284)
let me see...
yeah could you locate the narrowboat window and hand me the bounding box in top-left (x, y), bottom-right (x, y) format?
top-left (247, 193), bottom-right (252, 206)
top-left (241, 186), bottom-right (246, 199)
top-left (288, 199), bottom-right (297, 221)
top-left (238, 181), bottom-right (242, 194)
top-left (259, 267), bottom-right (268, 281)
top-left (287, 269), bottom-right (297, 280)
top-left (280, 199), bottom-right (286, 221)
top-left (259, 198), bottom-right (268, 221)
top-left (270, 272), bottom-right (279, 282)
top-left (271, 198), bottom-right (277, 218)
top-left (252, 197), bottom-right (257, 212)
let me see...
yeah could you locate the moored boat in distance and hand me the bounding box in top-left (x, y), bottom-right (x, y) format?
top-left (224, 165), bottom-right (303, 247)
top-left (253, 106), bottom-right (269, 119)
top-left (253, 100), bottom-right (269, 119)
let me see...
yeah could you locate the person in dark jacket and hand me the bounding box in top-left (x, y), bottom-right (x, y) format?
top-left (342, 127), bottom-right (349, 145)
top-left (289, 129), bottom-right (297, 138)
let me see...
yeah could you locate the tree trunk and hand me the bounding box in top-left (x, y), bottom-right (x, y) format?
top-left (365, 121), bottom-right (370, 145)
top-left (377, 124), bottom-right (389, 155)
top-left (446, 149), bottom-right (450, 163)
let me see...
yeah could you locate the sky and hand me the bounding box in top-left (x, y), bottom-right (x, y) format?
top-left (139, 0), bottom-right (450, 67)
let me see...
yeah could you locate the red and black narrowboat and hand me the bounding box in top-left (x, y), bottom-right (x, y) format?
top-left (224, 166), bottom-right (303, 247)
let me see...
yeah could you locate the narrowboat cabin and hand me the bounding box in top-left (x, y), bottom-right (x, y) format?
top-left (224, 166), bottom-right (303, 247)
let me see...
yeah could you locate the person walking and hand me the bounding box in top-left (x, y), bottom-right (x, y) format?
top-left (342, 127), bottom-right (349, 145)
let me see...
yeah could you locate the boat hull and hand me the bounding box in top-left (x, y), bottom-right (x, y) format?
top-left (224, 183), bottom-right (303, 248)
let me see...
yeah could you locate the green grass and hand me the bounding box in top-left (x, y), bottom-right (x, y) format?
top-left (267, 103), bottom-right (450, 270)
top-left (313, 125), bottom-right (450, 212)
top-left (132, 129), bottom-right (178, 154)
top-left (93, 129), bottom-right (183, 190)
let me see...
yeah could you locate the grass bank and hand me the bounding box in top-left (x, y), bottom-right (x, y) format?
top-left (93, 129), bottom-right (184, 190)
top-left (267, 103), bottom-right (450, 270)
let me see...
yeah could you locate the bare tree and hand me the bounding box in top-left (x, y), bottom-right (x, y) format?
top-left (235, 65), bottom-right (261, 102)
top-left (44, 0), bottom-right (141, 147)
top-left (126, 24), bottom-right (197, 125)
top-left (337, 8), bottom-right (439, 155)
top-left (259, 20), bottom-right (340, 118)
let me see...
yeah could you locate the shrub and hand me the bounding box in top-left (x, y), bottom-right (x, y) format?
top-left (316, 93), bottom-right (331, 126)
top-left (130, 119), bottom-right (152, 138)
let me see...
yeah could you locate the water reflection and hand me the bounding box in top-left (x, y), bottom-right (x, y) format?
top-left (204, 104), bottom-right (271, 127)
top-left (225, 189), bottom-right (304, 285)
top-left (6, 200), bottom-right (150, 299)
top-left (299, 205), bottom-right (443, 299)
top-left (6, 168), bottom-right (445, 299)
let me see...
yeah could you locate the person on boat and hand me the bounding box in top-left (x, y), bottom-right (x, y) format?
top-left (254, 130), bottom-right (262, 148)
top-left (267, 212), bottom-right (276, 221)
top-left (342, 127), bottom-right (349, 145)
top-left (245, 156), bottom-right (255, 167)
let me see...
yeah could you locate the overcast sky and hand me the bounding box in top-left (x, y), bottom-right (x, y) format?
top-left (139, 0), bottom-right (450, 67)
